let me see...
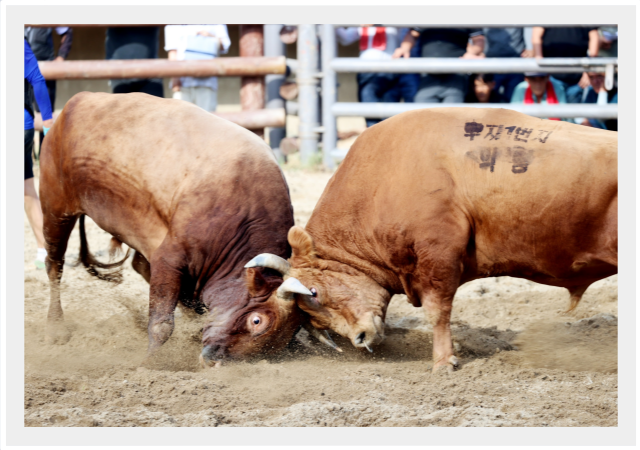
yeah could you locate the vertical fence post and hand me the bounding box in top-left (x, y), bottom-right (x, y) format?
top-left (321, 24), bottom-right (337, 170)
top-left (264, 24), bottom-right (286, 162)
top-left (297, 24), bottom-right (320, 166)
top-left (240, 25), bottom-right (265, 137)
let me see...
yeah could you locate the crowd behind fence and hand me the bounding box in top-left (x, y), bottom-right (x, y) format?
top-left (26, 23), bottom-right (619, 169)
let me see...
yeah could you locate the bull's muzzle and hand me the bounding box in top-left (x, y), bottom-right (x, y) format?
top-left (200, 344), bottom-right (224, 369)
top-left (351, 315), bottom-right (385, 352)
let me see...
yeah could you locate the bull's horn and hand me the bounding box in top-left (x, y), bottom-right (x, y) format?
top-left (303, 322), bottom-right (343, 353)
top-left (276, 277), bottom-right (311, 301)
top-left (244, 253), bottom-right (291, 276)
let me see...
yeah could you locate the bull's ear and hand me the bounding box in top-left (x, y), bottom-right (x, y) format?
top-left (288, 226), bottom-right (316, 264)
top-left (246, 267), bottom-right (270, 297)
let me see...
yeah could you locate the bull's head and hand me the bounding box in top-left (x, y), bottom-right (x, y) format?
top-left (246, 226), bottom-right (390, 353)
top-left (199, 262), bottom-right (307, 367)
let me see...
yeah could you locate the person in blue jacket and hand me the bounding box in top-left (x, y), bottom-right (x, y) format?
top-left (25, 38), bottom-right (53, 269)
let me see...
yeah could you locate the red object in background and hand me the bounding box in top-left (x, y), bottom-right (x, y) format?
top-left (524, 81), bottom-right (560, 121)
top-left (360, 27), bottom-right (387, 52)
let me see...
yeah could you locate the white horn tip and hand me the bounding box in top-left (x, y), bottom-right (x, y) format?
top-left (278, 277), bottom-right (312, 298)
top-left (244, 253), bottom-right (268, 269)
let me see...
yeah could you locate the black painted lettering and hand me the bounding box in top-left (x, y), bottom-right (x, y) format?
top-left (464, 121), bottom-right (484, 141)
top-left (484, 125), bottom-right (503, 141)
top-left (533, 130), bottom-right (553, 143)
top-left (504, 126), bottom-right (517, 138)
top-left (514, 127), bottom-right (533, 142)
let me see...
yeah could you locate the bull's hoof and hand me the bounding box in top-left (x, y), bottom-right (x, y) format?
top-left (432, 355), bottom-right (459, 373)
top-left (44, 323), bottom-right (71, 345)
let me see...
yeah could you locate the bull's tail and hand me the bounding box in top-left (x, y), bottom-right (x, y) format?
top-left (76, 215), bottom-right (131, 284)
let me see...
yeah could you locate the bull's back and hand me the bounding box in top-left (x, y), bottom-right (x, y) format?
top-left (40, 92), bottom-right (288, 258)
top-left (311, 108), bottom-right (617, 282)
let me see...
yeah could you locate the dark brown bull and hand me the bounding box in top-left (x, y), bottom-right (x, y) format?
top-left (39, 91), bottom-right (311, 366)
top-left (248, 108), bottom-right (618, 372)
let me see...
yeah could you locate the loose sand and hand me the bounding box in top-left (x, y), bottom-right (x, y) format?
top-left (24, 166), bottom-right (617, 427)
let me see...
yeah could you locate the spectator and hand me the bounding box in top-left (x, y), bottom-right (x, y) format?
top-left (396, 27), bottom-right (421, 103)
top-left (531, 26), bottom-right (599, 103)
top-left (576, 71), bottom-right (618, 130)
top-left (483, 27), bottom-right (527, 102)
top-left (164, 25), bottom-right (231, 112)
top-left (24, 26), bottom-right (73, 155)
top-left (105, 26), bottom-right (164, 97)
top-left (393, 27), bottom-right (485, 103)
top-left (24, 39), bottom-right (54, 269)
top-left (336, 26), bottom-right (405, 127)
top-left (597, 26), bottom-right (618, 58)
top-left (465, 73), bottom-right (505, 103)
top-left (511, 72), bottom-right (567, 121)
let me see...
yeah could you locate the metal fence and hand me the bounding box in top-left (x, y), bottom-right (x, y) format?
top-left (28, 24), bottom-right (619, 169)
top-left (295, 24), bottom-right (618, 169)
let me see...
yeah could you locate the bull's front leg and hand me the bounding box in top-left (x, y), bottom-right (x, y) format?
top-left (422, 289), bottom-right (458, 372)
top-left (413, 242), bottom-right (466, 373)
top-left (143, 246), bottom-right (188, 364)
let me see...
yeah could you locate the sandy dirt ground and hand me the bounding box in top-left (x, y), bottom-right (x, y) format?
top-left (24, 165), bottom-right (617, 427)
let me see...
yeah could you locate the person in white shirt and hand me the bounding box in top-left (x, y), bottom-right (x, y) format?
top-left (164, 25), bottom-right (231, 112)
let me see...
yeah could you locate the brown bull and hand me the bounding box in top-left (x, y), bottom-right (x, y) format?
top-left (39, 92), bottom-right (312, 365)
top-left (248, 108), bottom-right (618, 372)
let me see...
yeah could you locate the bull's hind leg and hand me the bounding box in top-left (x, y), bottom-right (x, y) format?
top-left (43, 215), bottom-right (78, 344)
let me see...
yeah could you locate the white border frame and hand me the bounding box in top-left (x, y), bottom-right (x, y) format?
top-left (1, 1), bottom-right (636, 448)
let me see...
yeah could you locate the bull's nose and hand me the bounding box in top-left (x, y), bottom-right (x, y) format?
top-left (354, 331), bottom-right (373, 353)
top-left (200, 344), bottom-right (224, 368)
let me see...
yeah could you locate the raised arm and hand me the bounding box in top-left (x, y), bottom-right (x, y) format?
top-left (393, 29), bottom-right (419, 59)
top-left (531, 27), bottom-right (545, 58)
top-left (461, 31), bottom-right (485, 59)
top-left (55, 27), bottom-right (73, 62)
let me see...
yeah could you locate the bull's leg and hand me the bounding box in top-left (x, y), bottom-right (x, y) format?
top-left (142, 242), bottom-right (189, 364)
top-left (413, 228), bottom-right (468, 373)
top-left (131, 251), bottom-right (151, 284)
top-left (420, 279), bottom-right (460, 373)
top-left (43, 215), bottom-right (78, 344)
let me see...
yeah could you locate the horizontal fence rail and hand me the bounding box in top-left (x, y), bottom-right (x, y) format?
top-left (38, 57), bottom-right (288, 80)
top-left (332, 102), bottom-right (618, 119)
top-left (26, 24), bottom-right (168, 27)
top-left (330, 57), bottom-right (618, 74)
top-left (33, 108), bottom-right (286, 131)
top-left (291, 24), bottom-right (616, 28)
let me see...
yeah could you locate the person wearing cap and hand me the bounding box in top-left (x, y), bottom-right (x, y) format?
top-left (510, 72), bottom-right (568, 121)
top-left (24, 38), bottom-right (54, 269)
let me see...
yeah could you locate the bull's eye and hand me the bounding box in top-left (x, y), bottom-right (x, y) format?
top-left (310, 288), bottom-right (317, 297)
top-left (248, 314), bottom-right (267, 333)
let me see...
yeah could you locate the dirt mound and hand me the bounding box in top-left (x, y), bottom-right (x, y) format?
top-left (515, 313), bottom-right (618, 374)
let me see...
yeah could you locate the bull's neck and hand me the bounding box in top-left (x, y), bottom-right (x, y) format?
top-left (309, 230), bottom-right (402, 294)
